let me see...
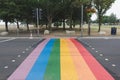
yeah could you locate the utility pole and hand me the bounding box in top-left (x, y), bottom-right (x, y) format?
top-left (36, 0), bottom-right (40, 36)
top-left (80, 4), bottom-right (83, 37)
top-left (36, 8), bottom-right (39, 36)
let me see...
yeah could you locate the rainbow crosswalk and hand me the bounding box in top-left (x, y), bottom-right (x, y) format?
top-left (8, 38), bottom-right (115, 80)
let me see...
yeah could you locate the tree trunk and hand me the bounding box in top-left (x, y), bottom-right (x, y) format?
top-left (46, 23), bottom-right (47, 29)
top-left (80, 21), bottom-right (81, 31)
top-left (26, 22), bottom-right (30, 31)
top-left (70, 8), bottom-right (73, 30)
top-left (73, 20), bottom-right (75, 28)
top-left (56, 22), bottom-right (59, 29)
top-left (88, 19), bottom-right (91, 36)
top-left (98, 14), bottom-right (102, 32)
top-left (63, 19), bottom-right (66, 30)
top-left (88, 17), bottom-right (91, 36)
top-left (5, 20), bottom-right (8, 32)
top-left (47, 16), bottom-right (52, 31)
top-left (70, 20), bottom-right (72, 29)
top-left (16, 21), bottom-right (19, 29)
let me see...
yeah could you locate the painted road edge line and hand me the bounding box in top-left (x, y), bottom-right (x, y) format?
top-left (0, 38), bottom-right (16, 43)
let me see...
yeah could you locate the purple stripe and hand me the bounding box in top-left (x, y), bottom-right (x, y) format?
top-left (7, 39), bottom-right (50, 80)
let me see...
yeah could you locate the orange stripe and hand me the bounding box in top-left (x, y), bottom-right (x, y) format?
top-left (67, 39), bottom-right (96, 80)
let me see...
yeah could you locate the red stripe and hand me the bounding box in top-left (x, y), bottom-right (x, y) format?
top-left (71, 39), bottom-right (115, 80)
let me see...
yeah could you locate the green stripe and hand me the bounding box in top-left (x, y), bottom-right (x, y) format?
top-left (44, 39), bottom-right (60, 80)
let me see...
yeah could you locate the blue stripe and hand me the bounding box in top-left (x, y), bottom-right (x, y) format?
top-left (26, 39), bottom-right (55, 80)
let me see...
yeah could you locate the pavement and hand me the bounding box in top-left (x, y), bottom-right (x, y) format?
top-left (0, 37), bottom-right (120, 80)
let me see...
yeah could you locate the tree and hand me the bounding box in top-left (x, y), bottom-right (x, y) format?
top-left (86, 3), bottom-right (96, 36)
top-left (93, 0), bottom-right (115, 32)
top-left (14, 0), bottom-right (37, 31)
top-left (0, 0), bottom-right (37, 32)
top-left (0, 0), bottom-right (16, 32)
top-left (68, 0), bottom-right (90, 30)
top-left (72, 0), bottom-right (90, 28)
top-left (109, 13), bottom-right (117, 24)
top-left (102, 14), bottom-right (117, 25)
top-left (40, 0), bottom-right (63, 31)
top-left (102, 15), bottom-right (109, 24)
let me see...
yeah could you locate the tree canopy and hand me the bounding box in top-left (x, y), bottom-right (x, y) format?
top-left (0, 0), bottom-right (116, 32)
top-left (93, 0), bottom-right (115, 32)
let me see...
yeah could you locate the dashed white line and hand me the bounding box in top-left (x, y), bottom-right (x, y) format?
top-left (4, 66), bottom-right (8, 69)
top-left (112, 64), bottom-right (116, 67)
top-left (96, 51), bottom-right (98, 53)
top-left (100, 54), bottom-right (103, 56)
top-left (17, 55), bottom-right (21, 57)
top-left (26, 48), bottom-right (29, 51)
top-left (22, 51), bottom-right (25, 53)
top-left (105, 58), bottom-right (109, 61)
top-left (0, 38), bottom-right (16, 43)
top-left (12, 60), bottom-right (16, 62)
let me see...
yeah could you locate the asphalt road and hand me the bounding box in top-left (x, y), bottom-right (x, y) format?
top-left (77, 37), bottom-right (120, 80)
top-left (0, 38), bottom-right (43, 80)
top-left (1, 37), bottom-right (120, 80)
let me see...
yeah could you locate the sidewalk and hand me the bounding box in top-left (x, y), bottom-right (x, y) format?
top-left (0, 29), bottom-right (119, 38)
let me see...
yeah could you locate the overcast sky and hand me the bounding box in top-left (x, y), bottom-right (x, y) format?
top-left (92, 0), bottom-right (120, 20)
top-left (106, 0), bottom-right (120, 18)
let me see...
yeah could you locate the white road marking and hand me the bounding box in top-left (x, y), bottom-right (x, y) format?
top-left (4, 66), bottom-right (8, 69)
top-left (26, 48), bottom-right (29, 51)
top-left (104, 37), bottom-right (109, 39)
top-left (96, 51), bottom-right (98, 53)
top-left (17, 55), bottom-right (21, 57)
top-left (12, 60), bottom-right (16, 62)
top-left (105, 58), bottom-right (109, 61)
top-left (0, 38), bottom-right (16, 43)
top-left (22, 51), bottom-right (25, 53)
top-left (112, 64), bottom-right (116, 67)
top-left (100, 54), bottom-right (103, 56)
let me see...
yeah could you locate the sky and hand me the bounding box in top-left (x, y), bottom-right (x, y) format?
top-left (92, 0), bottom-right (120, 20)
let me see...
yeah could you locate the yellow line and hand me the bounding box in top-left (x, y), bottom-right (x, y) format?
top-left (67, 39), bottom-right (96, 80)
top-left (60, 39), bottom-right (79, 80)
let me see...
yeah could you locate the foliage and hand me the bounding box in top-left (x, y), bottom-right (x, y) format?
top-left (0, 0), bottom-right (116, 33)
top-left (102, 13), bottom-right (117, 24)
top-left (93, 0), bottom-right (115, 32)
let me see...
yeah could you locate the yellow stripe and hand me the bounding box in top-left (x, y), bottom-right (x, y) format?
top-left (67, 39), bottom-right (96, 80)
top-left (60, 39), bottom-right (79, 80)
